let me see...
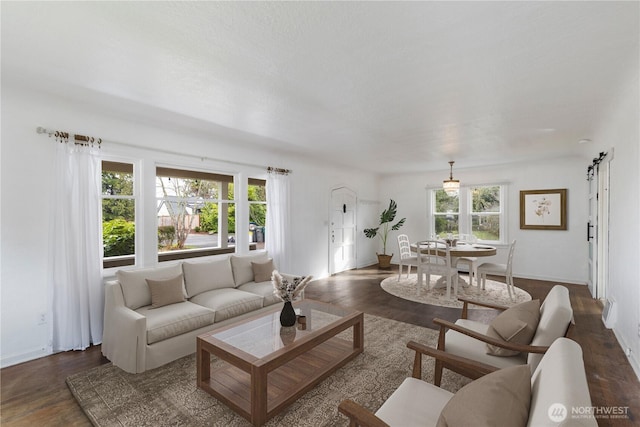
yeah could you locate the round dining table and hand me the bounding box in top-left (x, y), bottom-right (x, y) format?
top-left (412, 241), bottom-right (497, 288)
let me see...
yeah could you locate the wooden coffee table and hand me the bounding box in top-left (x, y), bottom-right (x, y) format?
top-left (196, 299), bottom-right (364, 426)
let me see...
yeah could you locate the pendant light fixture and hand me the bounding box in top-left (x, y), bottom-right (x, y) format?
top-left (443, 161), bottom-right (460, 196)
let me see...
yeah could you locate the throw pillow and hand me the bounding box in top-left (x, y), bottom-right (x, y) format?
top-left (146, 274), bottom-right (186, 309)
top-left (252, 259), bottom-right (275, 283)
top-left (436, 364), bottom-right (531, 427)
top-left (486, 299), bottom-right (541, 356)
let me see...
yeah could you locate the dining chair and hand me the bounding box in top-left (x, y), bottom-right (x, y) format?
top-left (416, 239), bottom-right (458, 299)
top-left (477, 239), bottom-right (517, 300)
top-left (453, 234), bottom-right (478, 287)
top-left (397, 234), bottom-right (419, 281)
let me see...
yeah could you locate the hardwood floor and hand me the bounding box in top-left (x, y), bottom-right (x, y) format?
top-left (2, 266), bottom-right (638, 426)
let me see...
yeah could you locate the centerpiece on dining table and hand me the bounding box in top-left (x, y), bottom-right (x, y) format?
top-left (272, 270), bottom-right (312, 327)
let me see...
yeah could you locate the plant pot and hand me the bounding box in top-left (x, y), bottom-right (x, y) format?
top-left (377, 253), bottom-right (393, 269)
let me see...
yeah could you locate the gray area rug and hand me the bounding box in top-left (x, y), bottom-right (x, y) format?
top-left (381, 273), bottom-right (532, 309)
top-left (67, 314), bottom-right (470, 426)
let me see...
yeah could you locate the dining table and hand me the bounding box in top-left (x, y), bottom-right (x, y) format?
top-left (412, 241), bottom-right (497, 289)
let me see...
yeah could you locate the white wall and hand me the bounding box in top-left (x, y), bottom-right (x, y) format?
top-left (591, 68), bottom-right (640, 378)
top-left (0, 83), bottom-right (378, 367)
top-left (379, 157), bottom-right (589, 284)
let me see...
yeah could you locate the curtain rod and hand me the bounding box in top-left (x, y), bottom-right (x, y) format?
top-left (37, 126), bottom-right (102, 147)
top-left (36, 126), bottom-right (292, 173)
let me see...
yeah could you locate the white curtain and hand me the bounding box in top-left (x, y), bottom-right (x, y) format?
top-left (265, 171), bottom-right (291, 273)
top-left (50, 141), bottom-right (103, 351)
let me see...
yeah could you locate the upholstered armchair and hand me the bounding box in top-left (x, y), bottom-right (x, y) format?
top-left (339, 338), bottom-right (596, 427)
top-left (413, 285), bottom-right (574, 386)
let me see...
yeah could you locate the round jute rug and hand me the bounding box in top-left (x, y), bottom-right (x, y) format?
top-left (380, 273), bottom-right (531, 309)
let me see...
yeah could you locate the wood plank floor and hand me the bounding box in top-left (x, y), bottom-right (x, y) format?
top-left (2, 266), bottom-right (638, 426)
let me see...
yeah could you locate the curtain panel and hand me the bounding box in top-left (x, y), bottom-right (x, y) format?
top-left (50, 142), bottom-right (103, 351)
top-left (265, 172), bottom-right (291, 273)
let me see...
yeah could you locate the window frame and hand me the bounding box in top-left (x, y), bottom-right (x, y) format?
top-left (428, 184), bottom-right (507, 244)
top-left (155, 165), bottom-right (239, 263)
top-left (101, 159), bottom-right (139, 269)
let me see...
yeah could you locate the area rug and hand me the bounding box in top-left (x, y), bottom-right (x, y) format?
top-left (380, 273), bottom-right (531, 309)
top-left (67, 314), bottom-right (470, 427)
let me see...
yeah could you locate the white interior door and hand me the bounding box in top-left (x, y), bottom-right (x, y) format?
top-left (587, 153), bottom-right (611, 300)
top-left (330, 187), bottom-right (357, 275)
top-left (587, 173), bottom-right (598, 297)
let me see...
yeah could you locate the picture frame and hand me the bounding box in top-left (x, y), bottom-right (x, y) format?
top-left (520, 188), bottom-right (567, 230)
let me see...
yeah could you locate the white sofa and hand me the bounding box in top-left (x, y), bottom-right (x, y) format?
top-left (102, 251), bottom-right (286, 373)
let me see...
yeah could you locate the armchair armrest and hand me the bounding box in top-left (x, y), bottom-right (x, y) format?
top-left (338, 399), bottom-right (390, 427)
top-left (433, 318), bottom-right (549, 354)
top-left (456, 296), bottom-right (509, 319)
top-left (407, 340), bottom-right (498, 380)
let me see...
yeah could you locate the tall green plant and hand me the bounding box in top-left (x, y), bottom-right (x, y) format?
top-left (363, 199), bottom-right (406, 255)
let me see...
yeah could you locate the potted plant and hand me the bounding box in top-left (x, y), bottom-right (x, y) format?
top-left (364, 199), bottom-right (406, 268)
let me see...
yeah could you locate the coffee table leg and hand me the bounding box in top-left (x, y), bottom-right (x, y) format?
top-left (197, 340), bottom-right (210, 386)
top-left (251, 365), bottom-right (268, 426)
top-left (353, 315), bottom-right (364, 352)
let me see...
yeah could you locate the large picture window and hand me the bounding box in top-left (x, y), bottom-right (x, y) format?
top-left (156, 167), bottom-right (236, 262)
top-left (430, 184), bottom-right (505, 243)
top-left (102, 161), bottom-right (136, 268)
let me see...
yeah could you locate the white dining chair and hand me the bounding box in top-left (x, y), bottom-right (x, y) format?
top-left (477, 239), bottom-right (517, 300)
top-left (397, 234), bottom-right (419, 281)
top-left (416, 239), bottom-right (459, 299)
top-left (453, 234), bottom-right (478, 287)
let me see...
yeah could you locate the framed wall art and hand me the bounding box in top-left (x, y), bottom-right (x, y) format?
top-left (520, 188), bottom-right (567, 230)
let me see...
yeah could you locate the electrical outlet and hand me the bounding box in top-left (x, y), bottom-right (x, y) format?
top-left (626, 348), bottom-right (632, 357)
top-left (38, 313), bottom-right (46, 325)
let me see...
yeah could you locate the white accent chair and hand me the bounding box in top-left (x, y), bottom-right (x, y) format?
top-left (477, 239), bottom-right (517, 300)
top-left (338, 338), bottom-right (597, 427)
top-left (453, 234), bottom-right (478, 287)
top-left (426, 284), bottom-right (573, 386)
top-left (397, 234), bottom-right (419, 281)
top-left (416, 240), bottom-right (458, 299)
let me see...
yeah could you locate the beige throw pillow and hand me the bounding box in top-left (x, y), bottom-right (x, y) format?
top-left (486, 299), bottom-right (541, 356)
top-left (146, 274), bottom-right (186, 309)
top-left (437, 364), bottom-right (531, 427)
top-left (252, 259), bottom-right (275, 283)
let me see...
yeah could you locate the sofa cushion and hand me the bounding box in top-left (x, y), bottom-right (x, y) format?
top-left (238, 281), bottom-right (281, 306)
top-left (136, 301), bottom-right (215, 344)
top-left (182, 258), bottom-right (235, 298)
top-left (230, 252), bottom-right (270, 287)
top-left (375, 377), bottom-right (453, 427)
top-left (252, 259), bottom-right (275, 283)
top-left (146, 274), bottom-right (186, 308)
top-left (117, 264), bottom-right (183, 310)
top-left (436, 365), bottom-right (531, 427)
top-left (445, 320), bottom-right (527, 369)
top-left (190, 288), bottom-right (264, 322)
top-left (486, 299), bottom-right (540, 356)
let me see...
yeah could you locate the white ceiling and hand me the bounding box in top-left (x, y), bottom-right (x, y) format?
top-left (2, 1), bottom-right (638, 174)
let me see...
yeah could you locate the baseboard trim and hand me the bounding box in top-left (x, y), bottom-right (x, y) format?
top-left (1, 347), bottom-right (52, 369)
top-left (612, 328), bottom-right (640, 381)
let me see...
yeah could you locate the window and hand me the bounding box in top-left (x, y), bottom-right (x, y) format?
top-left (470, 185), bottom-right (502, 241)
top-left (430, 184), bottom-right (505, 243)
top-left (248, 179), bottom-right (267, 250)
top-left (102, 161), bottom-right (136, 268)
top-left (156, 167), bottom-right (235, 261)
top-left (433, 190), bottom-right (460, 236)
